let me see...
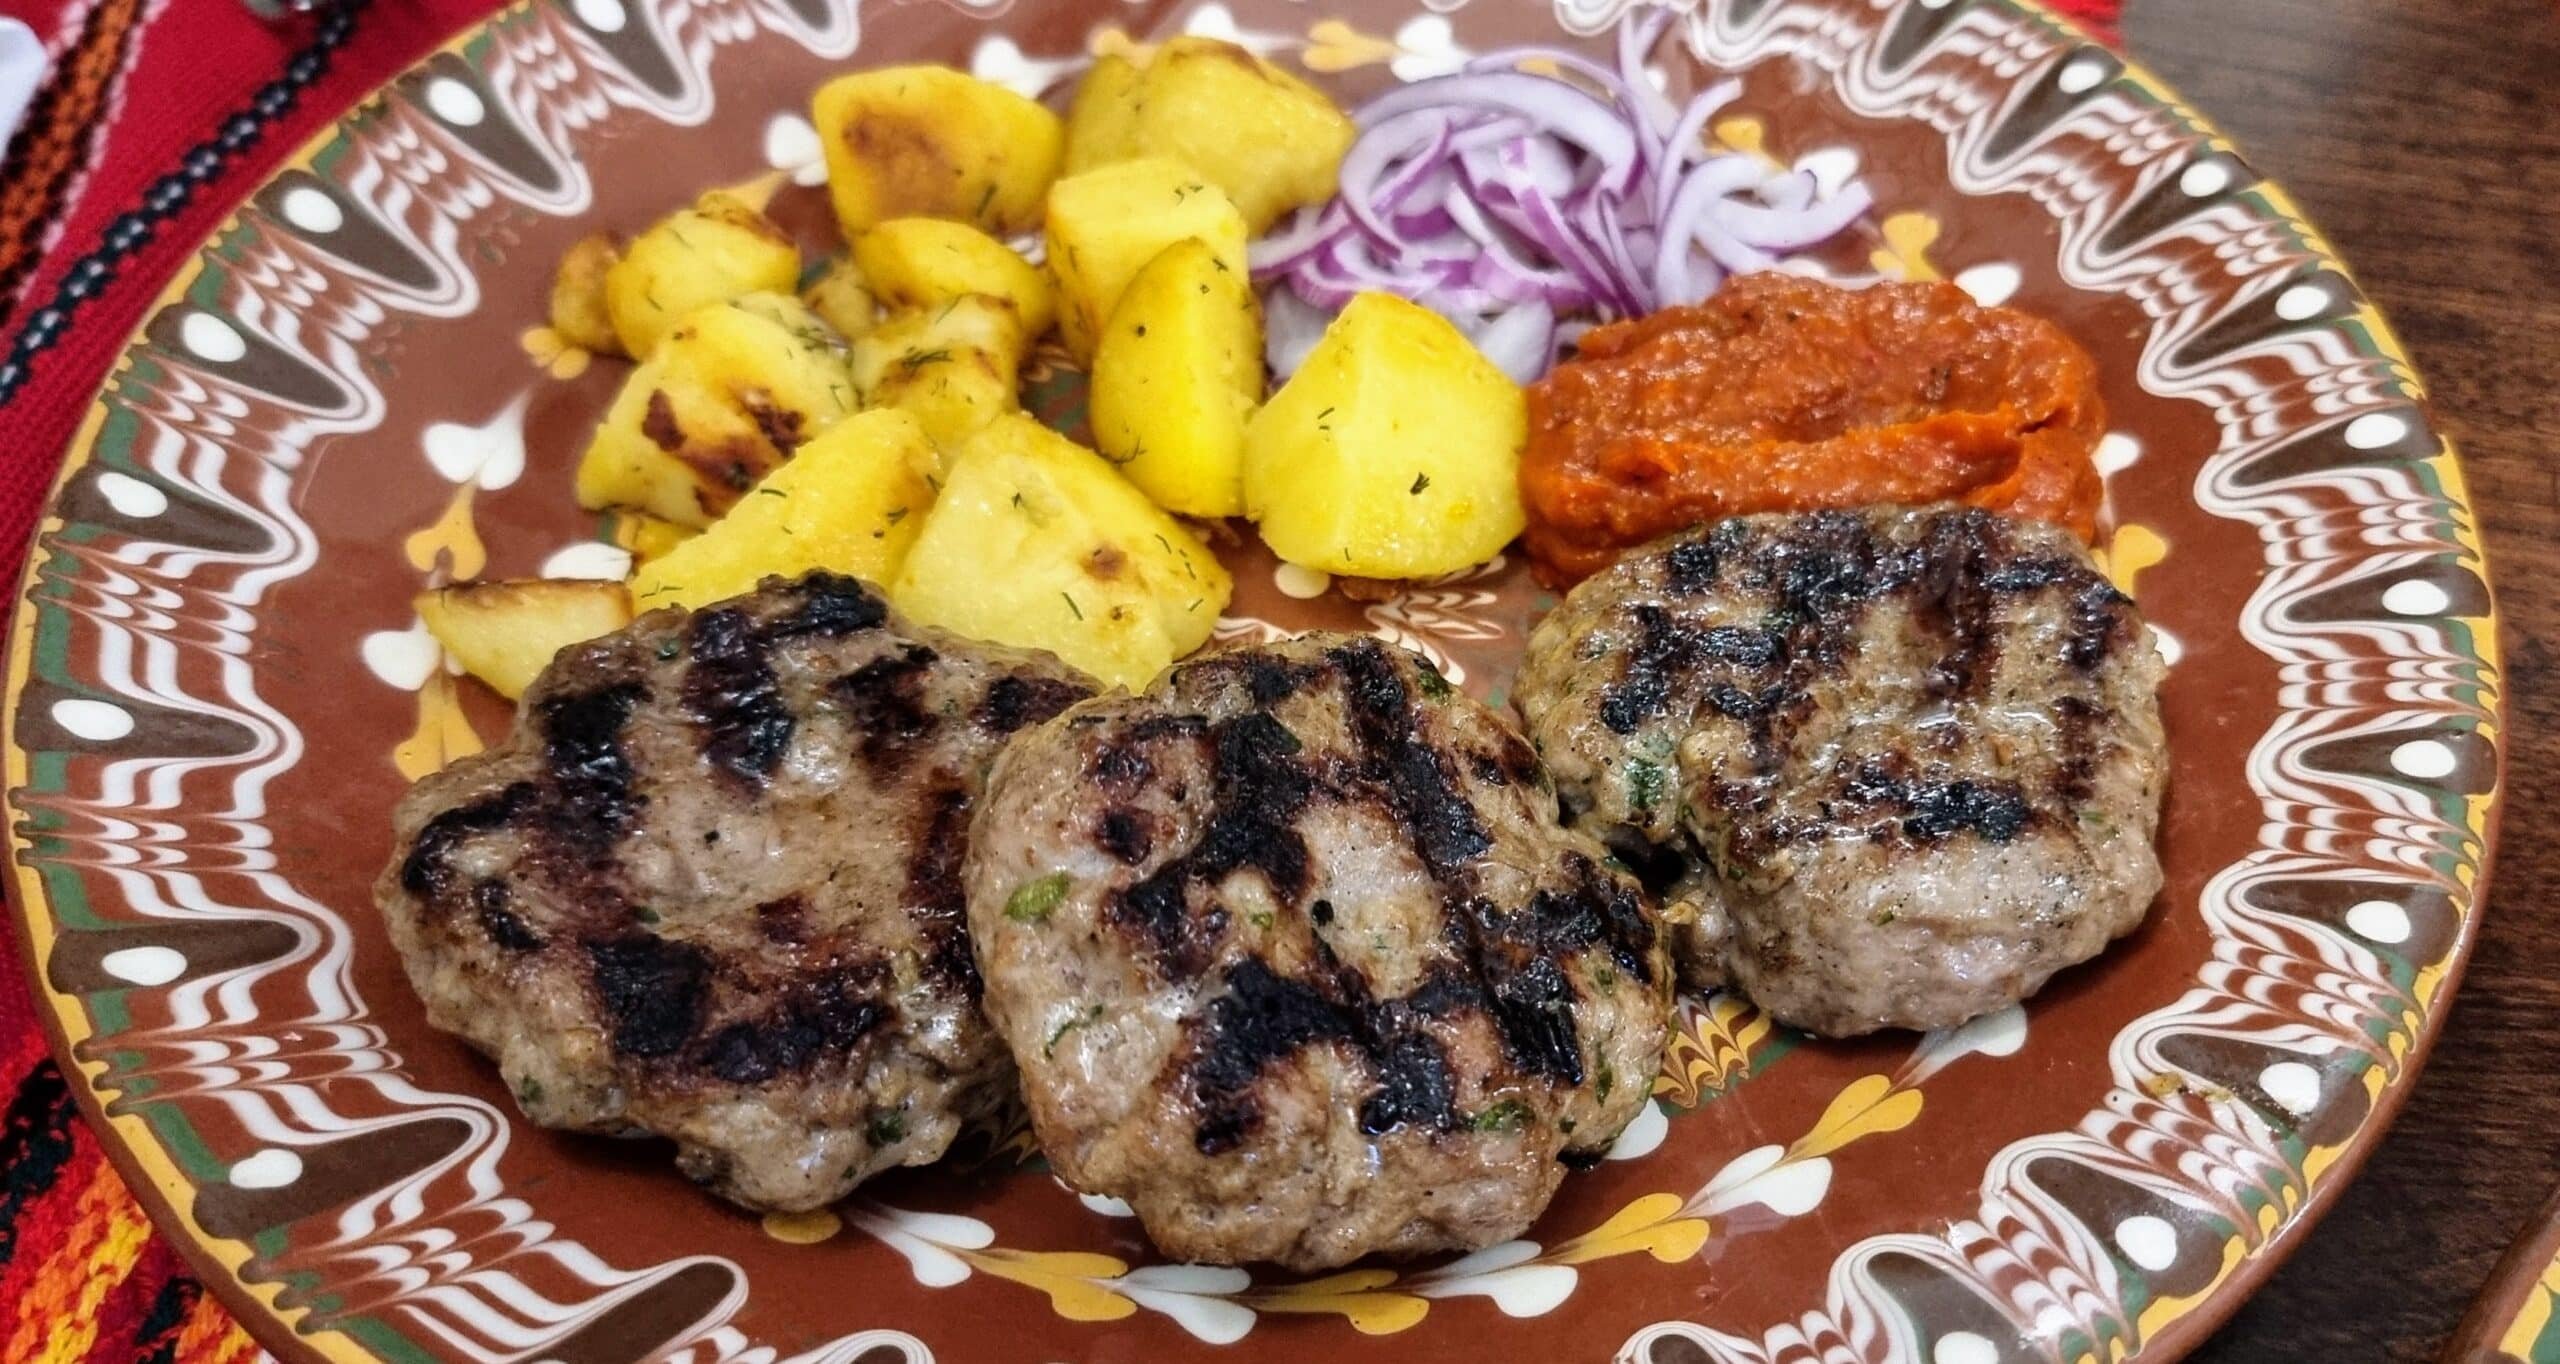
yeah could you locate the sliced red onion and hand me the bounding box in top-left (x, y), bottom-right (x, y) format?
top-left (1264, 284), bottom-right (1333, 379)
top-left (1468, 300), bottom-right (1556, 384)
top-left (1616, 8), bottom-right (1681, 141)
top-left (1359, 71), bottom-right (1640, 196)
top-left (1255, 15), bottom-right (1875, 382)
top-left (1654, 155), bottom-right (1766, 304)
top-left (1716, 182), bottom-right (1877, 252)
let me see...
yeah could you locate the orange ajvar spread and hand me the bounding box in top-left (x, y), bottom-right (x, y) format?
top-left (1519, 273), bottom-right (2107, 585)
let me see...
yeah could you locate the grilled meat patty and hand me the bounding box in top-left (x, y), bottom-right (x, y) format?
top-left (967, 633), bottom-right (1672, 1271)
top-left (1515, 505), bottom-right (2166, 1037)
top-left (376, 572), bottom-right (1094, 1211)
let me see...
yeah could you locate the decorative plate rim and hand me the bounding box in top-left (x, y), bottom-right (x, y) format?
top-left (3, 0), bottom-right (2506, 1360)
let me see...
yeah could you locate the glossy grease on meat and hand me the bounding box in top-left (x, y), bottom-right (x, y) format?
top-left (967, 633), bottom-right (1671, 1271)
top-left (376, 573), bottom-right (1094, 1211)
top-left (1516, 506), bottom-right (2166, 1037)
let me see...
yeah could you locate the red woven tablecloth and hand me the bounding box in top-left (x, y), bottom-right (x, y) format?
top-left (0, 0), bottom-right (2122, 1358)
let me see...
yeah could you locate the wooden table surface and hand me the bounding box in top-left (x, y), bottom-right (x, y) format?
top-left (2122, 0), bottom-right (2560, 1358)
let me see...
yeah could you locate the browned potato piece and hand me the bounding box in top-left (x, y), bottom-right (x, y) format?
top-left (604, 191), bottom-right (802, 358)
top-left (850, 296), bottom-right (1028, 448)
top-left (801, 257), bottom-right (880, 340)
top-left (574, 294), bottom-right (858, 526)
top-left (1062, 38), bottom-right (1355, 234)
top-left (853, 218), bottom-right (1055, 336)
top-left (1088, 238), bottom-right (1263, 517)
top-left (549, 231), bottom-right (625, 356)
top-left (811, 66), bottom-right (1064, 237)
top-left (1044, 158), bottom-right (1249, 360)
top-left (417, 579), bottom-right (634, 700)
top-left (1062, 52), bottom-right (1144, 172)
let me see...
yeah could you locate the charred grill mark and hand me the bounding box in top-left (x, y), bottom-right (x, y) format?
top-left (833, 645), bottom-right (938, 773)
top-left (905, 783), bottom-right (980, 990)
top-left (1501, 853), bottom-right (1656, 984)
top-left (400, 781), bottom-right (536, 897)
top-left (1185, 957), bottom-right (1465, 1153)
top-left (701, 974), bottom-right (886, 1085)
top-left (1486, 954), bottom-right (1583, 1084)
top-left (1098, 808), bottom-right (1153, 863)
top-left (1244, 655), bottom-right (1312, 706)
top-left (1189, 959), bottom-right (1354, 1153)
top-left (684, 608), bottom-right (793, 787)
top-left (1358, 1031), bottom-right (1459, 1136)
top-left (773, 572), bottom-right (891, 638)
top-left (2051, 695), bottom-right (2100, 805)
top-left (978, 674), bottom-right (1090, 734)
top-left (586, 936), bottom-right (710, 1058)
top-left (741, 391), bottom-right (808, 453)
top-left (1112, 712), bottom-right (1312, 972)
top-left (1664, 536), bottom-right (1723, 594)
top-left (1840, 758), bottom-right (2033, 843)
top-left (539, 683), bottom-right (646, 839)
top-left (472, 880), bottom-right (542, 952)
top-left (2065, 577), bottom-right (2135, 671)
top-left (1600, 605), bottom-right (1681, 734)
top-left (641, 390), bottom-right (683, 450)
top-left (755, 893), bottom-right (812, 945)
top-left (1331, 640), bottom-right (1490, 879)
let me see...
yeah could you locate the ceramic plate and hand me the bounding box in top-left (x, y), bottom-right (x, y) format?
top-left (2447, 1186), bottom-right (2560, 1364)
top-left (5, 1), bottom-right (2503, 1360)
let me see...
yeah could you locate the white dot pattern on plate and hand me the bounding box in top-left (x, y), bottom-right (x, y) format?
top-left (2095, 431), bottom-right (2141, 475)
top-left (2149, 625), bottom-right (2183, 667)
top-left (51, 697), bottom-right (135, 741)
top-left (279, 186), bottom-right (344, 234)
top-left (179, 312), bottom-right (246, 363)
top-left (2275, 282), bottom-right (2329, 321)
top-left (1273, 563), bottom-right (1331, 599)
top-left (2114, 1214), bottom-right (2179, 1272)
top-left (2055, 56), bottom-right (2107, 94)
top-left (1954, 262), bottom-right (2020, 307)
top-left (426, 77), bottom-right (487, 127)
top-left (541, 541), bottom-right (635, 581)
top-left (2389, 738), bottom-right (2457, 780)
top-left (1932, 1331), bottom-right (1998, 1364)
top-left (95, 471), bottom-right (169, 518)
top-left (2178, 160), bottom-right (2231, 197)
top-left (100, 946), bottom-right (187, 987)
top-left (2346, 898), bottom-right (2413, 944)
top-left (574, 0), bottom-right (626, 31)
top-left (2381, 579), bottom-right (2451, 616)
top-left (2344, 411), bottom-right (2409, 450)
top-left (2258, 1060), bottom-right (2321, 1114)
top-left (228, 1148), bottom-right (305, 1189)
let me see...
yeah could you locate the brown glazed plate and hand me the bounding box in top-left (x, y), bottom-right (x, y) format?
top-left (3, 0), bottom-right (2504, 1360)
top-left (2445, 1186), bottom-right (2560, 1364)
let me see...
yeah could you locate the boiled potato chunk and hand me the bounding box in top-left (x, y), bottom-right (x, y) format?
top-left (1244, 292), bottom-right (1526, 578)
top-left (801, 258), bottom-right (881, 340)
top-left (418, 579), bottom-right (633, 700)
top-left (575, 294), bottom-right (858, 527)
top-left (604, 191), bottom-right (800, 358)
top-left (1088, 238), bottom-right (1262, 518)
top-left (630, 409), bottom-right (941, 612)
top-left (853, 218), bottom-right (1055, 336)
top-left (1062, 52), bottom-right (1144, 173)
top-left (616, 512), bottom-right (699, 564)
top-left (550, 231), bottom-right (625, 355)
top-left (1045, 158), bottom-right (1249, 360)
top-left (1125, 39), bottom-right (1354, 234)
top-left (893, 414), bottom-right (1230, 689)
top-left (812, 66), bottom-right (1064, 237)
top-left (851, 296), bottom-right (1028, 448)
